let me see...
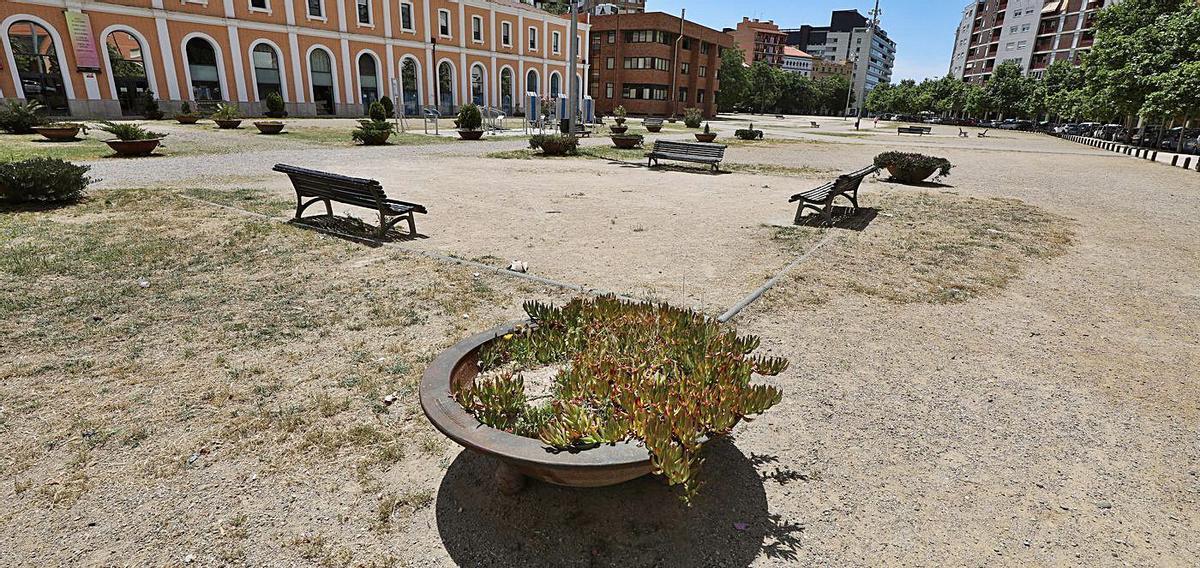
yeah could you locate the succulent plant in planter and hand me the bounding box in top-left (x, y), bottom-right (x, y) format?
top-left (211, 103), bottom-right (243, 129)
top-left (448, 297), bottom-right (785, 502)
top-left (613, 105), bottom-right (627, 126)
top-left (457, 103), bottom-right (485, 140)
top-left (873, 151), bottom-right (953, 183)
top-left (34, 122), bottom-right (87, 142)
top-left (683, 107), bottom-right (703, 128)
top-left (610, 132), bottom-right (644, 149)
top-left (734, 123), bottom-right (764, 140)
top-left (264, 92), bottom-right (288, 118)
top-left (0, 100), bottom-right (47, 134)
top-left (695, 122), bottom-right (718, 143)
top-left (528, 134), bottom-right (578, 156)
top-left (175, 101), bottom-right (199, 124)
top-left (97, 121), bottom-right (166, 156)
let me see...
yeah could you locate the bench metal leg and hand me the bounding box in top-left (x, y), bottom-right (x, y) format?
top-left (378, 210), bottom-right (388, 238)
top-left (406, 214), bottom-right (416, 236)
top-left (793, 204), bottom-right (805, 225)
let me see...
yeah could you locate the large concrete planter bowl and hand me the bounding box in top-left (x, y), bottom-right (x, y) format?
top-left (421, 321), bottom-right (654, 492)
top-left (885, 164), bottom-right (938, 183)
top-left (175, 115), bottom-right (200, 124)
top-left (33, 124), bottom-right (82, 141)
top-left (214, 119), bottom-right (242, 130)
top-left (610, 135), bottom-right (641, 149)
top-left (254, 121), bottom-right (285, 134)
top-left (457, 129), bottom-right (484, 140)
top-left (694, 132), bottom-right (718, 143)
top-left (105, 138), bottom-right (162, 156)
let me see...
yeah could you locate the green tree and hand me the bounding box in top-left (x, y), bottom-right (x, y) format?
top-left (983, 61), bottom-right (1033, 118)
top-left (748, 61), bottom-right (782, 113)
top-left (778, 72), bottom-right (814, 115)
top-left (865, 82), bottom-right (896, 114)
top-left (716, 47), bottom-right (750, 112)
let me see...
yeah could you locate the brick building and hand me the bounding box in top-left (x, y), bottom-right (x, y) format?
top-left (725, 17), bottom-right (786, 68)
top-left (811, 59), bottom-right (852, 81)
top-left (0, 0), bottom-right (587, 118)
top-left (588, 11), bottom-right (730, 118)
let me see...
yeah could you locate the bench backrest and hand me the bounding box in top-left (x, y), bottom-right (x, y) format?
top-left (652, 140), bottom-right (727, 158)
top-left (273, 164), bottom-right (387, 210)
top-left (898, 126), bottom-right (923, 133)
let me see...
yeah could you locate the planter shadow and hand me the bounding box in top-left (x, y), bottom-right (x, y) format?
top-left (793, 206), bottom-right (878, 231)
top-left (436, 437), bottom-right (797, 567)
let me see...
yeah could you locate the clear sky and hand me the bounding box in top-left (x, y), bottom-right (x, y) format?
top-left (644, 0), bottom-right (967, 82)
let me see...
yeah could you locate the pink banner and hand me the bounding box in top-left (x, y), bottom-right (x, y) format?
top-left (64, 11), bottom-right (100, 70)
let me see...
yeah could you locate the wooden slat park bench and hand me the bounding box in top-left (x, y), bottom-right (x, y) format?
top-left (788, 165), bottom-right (878, 226)
top-left (898, 126), bottom-right (931, 135)
top-left (646, 140), bottom-right (727, 172)
top-left (273, 164), bottom-right (427, 237)
top-left (809, 121), bottom-right (821, 128)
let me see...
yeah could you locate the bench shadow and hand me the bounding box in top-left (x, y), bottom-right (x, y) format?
top-left (613, 162), bottom-right (731, 175)
top-left (879, 178), bottom-right (954, 189)
top-left (287, 215), bottom-right (427, 245)
top-left (435, 437), bottom-right (800, 567)
top-left (793, 207), bottom-right (878, 231)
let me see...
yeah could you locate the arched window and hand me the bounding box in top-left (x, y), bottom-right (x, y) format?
top-left (549, 72), bottom-right (561, 98)
top-left (252, 43), bottom-right (282, 101)
top-left (499, 67), bottom-right (514, 115)
top-left (470, 64), bottom-right (485, 106)
top-left (8, 21), bottom-right (69, 113)
top-left (309, 48), bottom-right (335, 115)
top-left (437, 61), bottom-right (455, 114)
top-left (525, 69), bottom-right (539, 94)
top-left (358, 53), bottom-right (378, 106)
top-left (106, 31), bottom-right (148, 116)
top-left (400, 58), bottom-right (420, 117)
top-left (185, 37), bottom-right (222, 101)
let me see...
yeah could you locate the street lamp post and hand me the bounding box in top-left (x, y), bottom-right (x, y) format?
top-left (858, 0), bottom-right (881, 121)
top-left (567, 1), bottom-right (582, 138)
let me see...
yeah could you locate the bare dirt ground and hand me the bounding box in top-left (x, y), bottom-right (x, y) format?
top-left (1, 114), bottom-right (1198, 567)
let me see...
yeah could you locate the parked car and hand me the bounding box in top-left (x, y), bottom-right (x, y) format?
top-left (1160, 128), bottom-right (1200, 153)
top-left (1132, 126), bottom-right (1163, 147)
top-left (1095, 124), bottom-right (1123, 141)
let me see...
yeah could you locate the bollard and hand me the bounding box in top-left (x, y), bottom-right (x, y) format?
top-left (1151, 151), bottom-right (1157, 162)
top-left (1195, 159), bottom-right (1200, 173)
top-left (1172, 155), bottom-right (1179, 166)
top-left (1184, 157), bottom-right (1192, 170)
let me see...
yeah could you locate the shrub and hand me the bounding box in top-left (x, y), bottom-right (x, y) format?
top-left (352, 120), bottom-right (393, 145)
top-left (528, 133), bottom-right (578, 156)
top-left (0, 100), bottom-right (47, 134)
top-left (734, 128), bottom-right (764, 140)
top-left (683, 108), bottom-right (702, 128)
top-left (873, 151), bottom-right (954, 179)
top-left (178, 101), bottom-right (194, 116)
top-left (458, 297), bottom-right (785, 502)
top-left (379, 96), bottom-right (395, 118)
top-left (457, 103), bottom-right (483, 131)
top-left (703, 122), bottom-right (711, 134)
top-left (613, 105), bottom-right (626, 119)
top-left (265, 92), bottom-right (286, 117)
top-left (97, 121), bottom-right (166, 141)
top-left (212, 103), bottom-right (241, 121)
top-left (0, 157), bottom-right (94, 203)
top-left (540, 99), bottom-right (554, 120)
top-left (368, 100), bottom-right (388, 122)
top-left (142, 91), bottom-right (163, 119)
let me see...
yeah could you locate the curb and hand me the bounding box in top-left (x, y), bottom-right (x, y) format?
top-left (1057, 133), bottom-right (1199, 173)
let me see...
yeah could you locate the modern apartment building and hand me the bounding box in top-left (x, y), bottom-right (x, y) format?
top-left (725, 17), bottom-right (787, 68)
top-left (783, 10), bottom-right (896, 106)
top-left (951, 0), bottom-right (1114, 83)
top-left (781, 46), bottom-right (813, 77)
top-left (588, 11), bottom-right (730, 118)
top-left (1, 0), bottom-right (588, 118)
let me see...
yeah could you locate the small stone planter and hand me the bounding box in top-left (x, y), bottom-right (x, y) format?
top-left (458, 129), bottom-right (485, 140)
top-left (695, 132), bottom-right (718, 143)
top-left (176, 115), bottom-right (200, 125)
top-left (105, 138), bottom-right (162, 157)
top-left (254, 121), bottom-right (285, 134)
top-left (609, 125), bottom-right (628, 135)
top-left (885, 165), bottom-right (938, 183)
top-left (33, 124), bottom-right (83, 141)
top-left (214, 119), bottom-right (242, 130)
top-left (421, 321), bottom-right (654, 493)
top-left (646, 124), bottom-right (663, 133)
top-left (610, 135), bottom-right (642, 149)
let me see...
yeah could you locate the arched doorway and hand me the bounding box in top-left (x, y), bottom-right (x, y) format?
top-left (470, 64), bottom-right (485, 106)
top-left (185, 37), bottom-right (222, 102)
top-left (7, 20), bottom-right (69, 113)
top-left (309, 48), bottom-right (335, 115)
top-left (549, 72), bottom-right (561, 99)
top-left (437, 61), bottom-right (455, 115)
top-left (251, 43), bottom-right (283, 101)
top-left (499, 67), bottom-right (514, 115)
top-left (358, 53), bottom-right (379, 107)
top-left (400, 57), bottom-right (420, 117)
top-left (105, 30), bottom-right (149, 116)
top-left (525, 69), bottom-right (538, 94)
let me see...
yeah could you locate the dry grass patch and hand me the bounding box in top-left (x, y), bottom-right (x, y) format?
top-left (768, 189), bottom-right (1074, 305)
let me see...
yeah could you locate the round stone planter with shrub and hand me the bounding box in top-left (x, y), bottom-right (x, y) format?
top-left (609, 124), bottom-right (629, 135)
top-left (0, 100), bottom-right (47, 134)
top-left (421, 297), bottom-right (785, 499)
top-left (97, 121), bottom-right (166, 157)
top-left (610, 133), bottom-right (644, 149)
top-left (254, 121), bottom-right (286, 135)
top-left (457, 103), bottom-right (485, 140)
top-left (695, 123), bottom-right (717, 143)
top-left (353, 101), bottom-right (395, 145)
top-left (528, 134), bottom-right (578, 156)
top-left (211, 103), bottom-right (242, 129)
top-left (645, 122), bottom-right (663, 133)
top-left (175, 101), bottom-right (200, 124)
top-left (734, 123), bottom-right (764, 141)
top-left (873, 151), bottom-right (953, 183)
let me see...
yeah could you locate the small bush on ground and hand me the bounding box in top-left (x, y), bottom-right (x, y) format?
top-left (873, 151), bottom-right (953, 178)
top-left (0, 100), bottom-right (47, 134)
top-left (142, 91), bottom-right (164, 119)
top-left (97, 121), bottom-right (166, 141)
top-left (735, 123), bottom-right (764, 140)
top-left (368, 101), bottom-right (388, 122)
top-left (379, 96), bottom-right (395, 118)
top-left (683, 108), bottom-right (703, 128)
top-left (265, 92), bottom-right (286, 117)
top-left (457, 104), bottom-right (483, 130)
top-left (0, 158), bottom-right (94, 203)
top-left (178, 101), bottom-right (194, 116)
top-left (528, 134), bottom-right (578, 156)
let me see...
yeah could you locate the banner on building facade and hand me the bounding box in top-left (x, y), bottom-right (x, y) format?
top-left (64, 11), bottom-right (101, 71)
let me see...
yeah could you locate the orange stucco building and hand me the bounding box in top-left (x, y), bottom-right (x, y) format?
top-left (1, 0), bottom-right (588, 117)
